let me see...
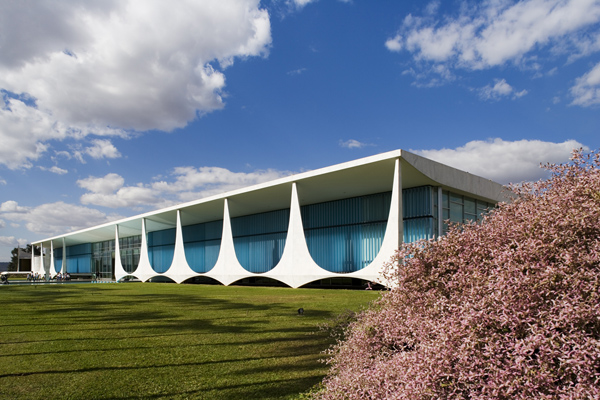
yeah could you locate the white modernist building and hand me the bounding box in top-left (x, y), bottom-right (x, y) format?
top-left (31, 150), bottom-right (506, 288)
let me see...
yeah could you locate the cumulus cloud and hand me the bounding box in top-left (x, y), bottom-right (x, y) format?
top-left (570, 61), bottom-right (600, 106)
top-left (387, 0), bottom-right (600, 83)
top-left (0, 201), bottom-right (123, 237)
top-left (287, 68), bottom-right (307, 76)
top-left (78, 173), bottom-right (125, 195)
top-left (84, 139), bottom-right (122, 160)
top-left (0, 236), bottom-right (28, 247)
top-left (70, 139), bottom-right (122, 163)
top-left (0, 201), bottom-right (28, 213)
top-left (412, 138), bottom-right (587, 184)
top-left (153, 166), bottom-right (292, 202)
top-left (0, 0), bottom-right (271, 170)
top-left (288, 0), bottom-right (318, 8)
top-left (339, 139), bottom-right (371, 149)
top-left (76, 166), bottom-right (292, 209)
top-left (478, 79), bottom-right (528, 101)
top-left (39, 166), bottom-right (68, 175)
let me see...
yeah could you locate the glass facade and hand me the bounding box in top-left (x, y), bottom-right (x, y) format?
top-left (182, 220), bottom-right (222, 273)
top-left (66, 243), bottom-right (92, 274)
top-left (147, 228), bottom-right (176, 273)
top-left (92, 240), bottom-right (115, 280)
top-left (231, 209), bottom-right (289, 273)
top-left (53, 247), bottom-right (63, 273)
top-left (403, 186), bottom-right (438, 243)
top-left (119, 235), bottom-right (141, 274)
top-left (41, 184), bottom-right (497, 283)
top-left (441, 190), bottom-right (494, 234)
top-left (301, 192), bottom-right (391, 273)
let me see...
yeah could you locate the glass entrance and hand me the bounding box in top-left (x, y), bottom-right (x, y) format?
top-left (92, 240), bottom-right (115, 280)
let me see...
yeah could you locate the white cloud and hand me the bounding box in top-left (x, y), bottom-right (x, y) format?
top-left (288, 0), bottom-right (317, 8)
top-left (84, 139), bottom-right (122, 160)
top-left (339, 139), bottom-right (370, 149)
top-left (0, 236), bottom-right (28, 247)
top-left (0, 200), bottom-right (123, 237)
top-left (78, 173), bottom-right (125, 195)
top-left (0, 0), bottom-right (271, 170)
top-left (0, 177), bottom-right (6, 185)
top-left (288, 68), bottom-right (307, 76)
top-left (387, 0), bottom-right (600, 80)
top-left (77, 166), bottom-right (292, 209)
top-left (0, 201), bottom-right (28, 213)
top-left (153, 166), bottom-right (291, 202)
top-left (570, 61), bottom-right (600, 106)
top-left (0, 219), bottom-right (5, 228)
top-left (385, 35), bottom-right (403, 52)
top-left (411, 138), bottom-right (587, 184)
top-left (478, 79), bottom-right (528, 101)
top-left (39, 166), bottom-right (68, 175)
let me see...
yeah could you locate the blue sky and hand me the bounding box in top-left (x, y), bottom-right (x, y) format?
top-left (1, 0), bottom-right (599, 260)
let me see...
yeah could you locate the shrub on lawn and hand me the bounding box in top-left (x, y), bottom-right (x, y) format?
top-left (312, 149), bottom-right (600, 399)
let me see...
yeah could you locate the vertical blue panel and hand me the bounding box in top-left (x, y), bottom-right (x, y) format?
top-left (53, 247), bottom-right (63, 273)
top-left (147, 228), bottom-right (175, 273)
top-left (301, 192), bottom-right (391, 273)
top-left (182, 220), bottom-right (222, 273)
top-left (403, 186), bottom-right (433, 219)
top-left (404, 218), bottom-right (435, 243)
top-left (231, 209), bottom-right (289, 273)
top-left (66, 243), bottom-right (92, 273)
top-left (403, 186), bottom-right (435, 243)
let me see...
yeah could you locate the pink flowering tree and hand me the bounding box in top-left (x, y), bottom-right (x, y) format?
top-left (312, 149), bottom-right (600, 399)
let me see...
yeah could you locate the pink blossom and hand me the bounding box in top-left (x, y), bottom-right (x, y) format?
top-left (311, 149), bottom-right (600, 399)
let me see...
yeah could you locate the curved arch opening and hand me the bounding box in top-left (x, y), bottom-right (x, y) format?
top-left (301, 192), bottom-right (391, 273)
top-left (119, 235), bottom-right (142, 274)
top-left (299, 277), bottom-right (384, 290)
top-left (230, 276), bottom-right (290, 288)
top-left (182, 220), bottom-right (222, 273)
top-left (148, 275), bottom-right (176, 283)
top-left (231, 209), bottom-right (290, 273)
top-left (117, 274), bottom-right (139, 283)
top-left (181, 276), bottom-right (223, 285)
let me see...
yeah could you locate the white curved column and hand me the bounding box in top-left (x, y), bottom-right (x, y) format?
top-left (40, 242), bottom-right (53, 277)
top-left (32, 244), bottom-right (40, 274)
top-left (347, 157), bottom-right (401, 286)
top-left (132, 218), bottom-right (160, 282)
top-left (205, 199), bottom-right (254, 286)
top-left (164, 210), bottom-right (197, 283)
top-left (114, 225), bottom-right (129, 282)
top-left (49, 241), bottom-right (55, 279)
top-left (266, 183), bottom-right (332, 288)
top-left (61, 238), bottom-right (66, 274)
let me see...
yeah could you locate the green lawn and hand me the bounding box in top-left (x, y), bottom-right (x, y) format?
top-left (0, 283), bottom-right (378, 399)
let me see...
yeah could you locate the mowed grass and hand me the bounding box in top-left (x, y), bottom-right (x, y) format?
top-left (0, 283), bottom-right (378, 399)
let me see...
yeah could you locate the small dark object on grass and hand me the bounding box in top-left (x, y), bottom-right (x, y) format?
top-left (298, 308), bottom-right (304, 315)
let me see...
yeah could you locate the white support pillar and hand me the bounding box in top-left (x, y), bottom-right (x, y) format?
top-left (207, 199), bottom-right (253, 286)
top-left (114, 225), bottom-right (128, 282)
top-left (398, 158), bottom-right (403, 247)
top-left (347, 157), bottom-right (402, 286)
top-left (132, 218), bottom-right (160, 282)
top-left (49, 241), bottom-right (54, 279)
top-left (438, 186), bottom-right (443, 238)
top-left (266, 182), bottom-right (329, 288)
top-left (61, 238), bottom-right (66, 274)
top-left (164, 209), bottom-right (196, 283)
